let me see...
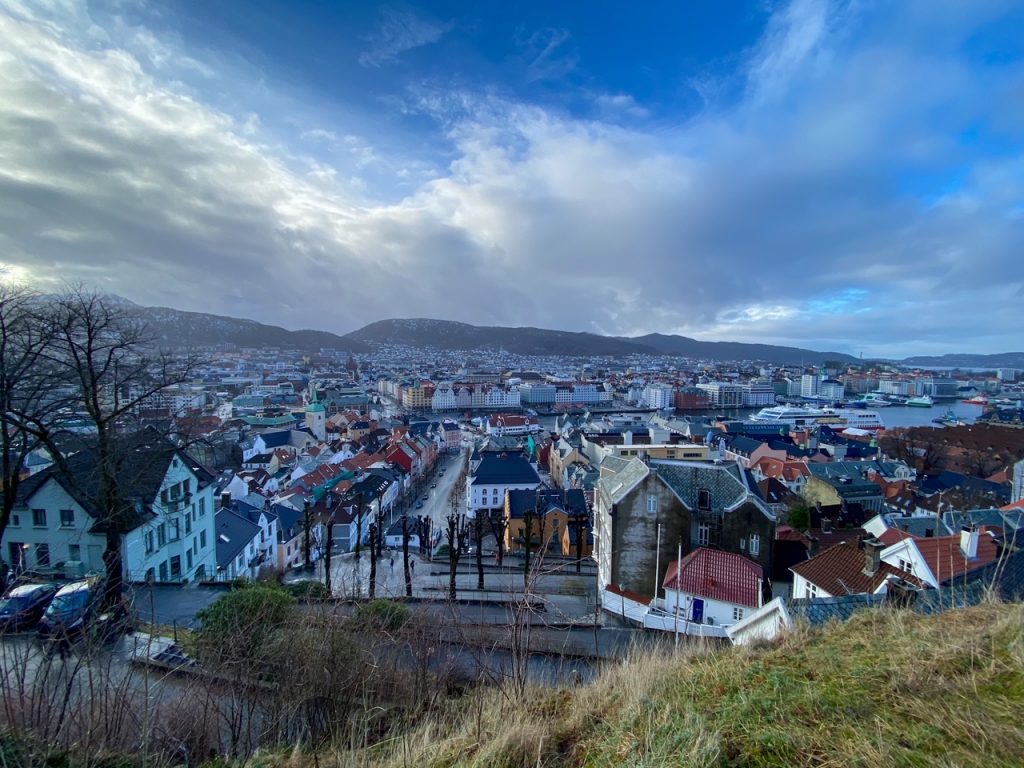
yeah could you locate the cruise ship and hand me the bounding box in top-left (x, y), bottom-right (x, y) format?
top-left (751, 406), bottom-right (885, 430)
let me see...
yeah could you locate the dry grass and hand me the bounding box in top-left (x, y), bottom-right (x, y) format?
top-left (295, 601), bottom-right (1024, 768)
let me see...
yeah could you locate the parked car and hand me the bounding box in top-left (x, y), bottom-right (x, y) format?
top-left (430, 482), bottom-right (437, 488)
top-left (37, 578), bottom-right (131, 646)
top-left (415, 501), bottom-right (424, 509)
top-left (0, 582), bottom-right (59, 632)
top-left (421, 494), bottom-right (429, 501)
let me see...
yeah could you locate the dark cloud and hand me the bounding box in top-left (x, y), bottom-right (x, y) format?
top-left (0, 0), bottom-right (1022, 356)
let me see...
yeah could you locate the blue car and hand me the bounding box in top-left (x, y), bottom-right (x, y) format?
top-left (0, 583), bottom-right (59, 632)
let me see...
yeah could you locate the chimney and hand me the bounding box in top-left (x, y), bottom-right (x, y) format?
top-left (221, 491), bottom-right (231, 509)
top-left (807, 535), bottom-right (820, 557)
top-left (862, 537), bottom-right (884, 576)
top-left (821, 517), bottom-right (833, 534)
top-left (623, 430), bottom-right (633, 446)
top-left (960, 527), bottom-right (980, 559)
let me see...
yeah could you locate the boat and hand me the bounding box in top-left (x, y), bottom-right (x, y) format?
top-left (857, 393), bottom-right (892, 407)
top-left (751, 406), bottom-right (885, 430)
top-left (932, 409), bottom-right (965, 427)
top-left (906, 395), bottom-right (934, 407)
top-left (961, 395), bottom-right (990, 405)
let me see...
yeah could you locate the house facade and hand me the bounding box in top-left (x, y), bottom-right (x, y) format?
top-left (8, 445), bottom-right (218, 584)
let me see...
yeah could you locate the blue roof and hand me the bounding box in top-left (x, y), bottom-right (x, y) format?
top-left (214, 509), bottom-right (261, 568)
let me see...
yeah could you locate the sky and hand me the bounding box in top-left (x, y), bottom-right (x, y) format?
top-left (1, 0), bottom-right (1022, 358)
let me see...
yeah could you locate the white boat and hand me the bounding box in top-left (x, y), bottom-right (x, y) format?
top-left (906, 395), bottom-right (934, 407)
top-left (751, 406), bottom-right (885, 430)
top-left (858, 393), bottom-right (892, 407)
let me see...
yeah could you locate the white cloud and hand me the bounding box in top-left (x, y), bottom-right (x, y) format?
top-left (358, 7), bottom-right (452, 68)
top-left (0, 0), bottom-right (1022, 357)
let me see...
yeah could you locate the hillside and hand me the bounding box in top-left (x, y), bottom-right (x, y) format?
top-left (902, 352), bottom-right (1024, 369)
top-left (334, 602), bottom-right (1024, 767)
top-left (346, 318), bottom-right (859, 363)
top-left (346, 318), bottom-right (651, 356)
top-left (628, 331), bottom-right (859, 365)
top-left (125, 302), bottom-right (368, 353)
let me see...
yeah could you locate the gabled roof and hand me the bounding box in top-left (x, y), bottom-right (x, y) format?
top-left (663, 548), bottom-right (763, 608)
top-left (470, 452), bottom-right (540, 486)
top-left (791, 541), bottom-right (921, 595)
top-left (506, 488), bottom-right (588, 519)
top-left (912, 534), bottom-right (1000, 583)
top-left (215, 509), bottom-right (261, 568)
top-left (654, 460), bottom-right (764, 515)
top-left (596, 456), bottom-right (649, 506)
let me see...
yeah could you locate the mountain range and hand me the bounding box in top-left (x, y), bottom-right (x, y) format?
top-left (106, 299), bottom-right (1021, 367)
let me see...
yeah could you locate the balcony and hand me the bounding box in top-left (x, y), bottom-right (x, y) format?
top-left (162, 493), bottom-right (192, 512)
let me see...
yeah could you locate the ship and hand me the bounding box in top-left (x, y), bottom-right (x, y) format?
top-left (906, 395), bottom-right (934, 407)
top-left (751, 405), bottom-right (885, 430)
top-left (961, 395), bottom-right (990, 405)
top-left (932, 409), bottom-right (965, 427)
top-left (857, 393), bottom-right (892, 407)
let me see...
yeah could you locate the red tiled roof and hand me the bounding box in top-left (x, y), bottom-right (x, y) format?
top-left (663, 548), bottom-right (763, 608)
top-left (1000, 499), bottom-right (1024, 512)
top-left (878, 528), bottom-right (916, 546)
top-left (913, 534), bottom-right (999, 582)
top-left (791, 541), bottom-right (923, 595)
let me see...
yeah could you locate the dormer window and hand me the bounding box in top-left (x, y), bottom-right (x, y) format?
top-left (697, 489), bottom-right (711, 511)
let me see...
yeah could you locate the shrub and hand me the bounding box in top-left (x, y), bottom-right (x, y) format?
top-left (194, 583), bottom-right (295, 664)
top-left (283, 580), bottom-right (330, 600)
top-left (356, 599), bottom-right (411, 632)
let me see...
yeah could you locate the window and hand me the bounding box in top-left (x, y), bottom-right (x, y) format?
top-left (10, 513), bottom-right (19, 527)
top-left (200, 530), bottom-right (207, 549)
top-left (899, 558), bottom-right (912, 573)
top-left (169, 519), bottom-right (180, 541)
top-left (698, 524), bottom-right (710, 547)
top-left (145, 530), bottom-right (155, 554)
top-left (199, 497), bottom-right (206, 517)
top-left (185, 514), bottom-right (192, 535)
top-left (159, 561), bottom-right (168, 581)
top-left (750, 534), bottom-right (760, 557)
top-left (157, 523), bottom-right (167, 547)
top-left (647, 494), bottom-right (658, 513)
top-left (32, 508), bottom-right (46, 527)
top-left (732, 606), bottom-right (744, 621)
top-left (59, 509), bottom-right (75, 527)
top-left (170, 556), bottom-right (181, 578)
top-left (186, 549), bottom-right (193, 570)
top-left (805, 582), bottom-right (818, 599)
top-left (68, 544), bottom-right (81, 561)
top-left (35, 543), bottom-right (50, 568)
top-left (697, 489), bottom-right (711, 511)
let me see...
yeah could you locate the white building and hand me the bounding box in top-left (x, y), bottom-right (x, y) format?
top-left (662, 548), bottom-right (764, 628)
top-left (643, 384), bottom-right (675, 410)
top-left (432, 384), bottom-right (457, 410)
top-left (7, 442), bottom-right (218, 583)
top-left (800, 374), bottom-right (821, 398)
top-left (696, 382), bottom-right (743, 408)
top-left (742, 380), bottom-right (776, 408)
top-left (466, 452), bottom-right (541, 518)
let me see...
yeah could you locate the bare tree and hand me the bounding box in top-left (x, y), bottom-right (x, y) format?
top-left (474, 513), bottom-right (485, 589)
top-left (445, 512), bottom-right (468, 601)
top-left (488, 508), bottom-right (507, 568)
top-left (301, 500), bottom-right (314, 571)
top-left (17, 288), bottom-right (199, 610)
top-left (401, 515), bottom-right (412, 597)
top-left (0, 284), bottom-right (62, 583)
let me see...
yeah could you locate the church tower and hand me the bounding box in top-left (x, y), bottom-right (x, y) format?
top-left (305, 388), bottom-right (326, 442)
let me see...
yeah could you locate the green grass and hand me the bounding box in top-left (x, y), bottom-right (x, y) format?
top-left (318, 601), bottom-right (1024, 767)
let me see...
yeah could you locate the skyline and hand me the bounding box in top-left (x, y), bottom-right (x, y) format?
top-left (1, 1), bottom-right (1023, 357)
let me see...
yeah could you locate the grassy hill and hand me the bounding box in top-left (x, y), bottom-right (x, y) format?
top-left (340, 602), bottom-right (1024, 767)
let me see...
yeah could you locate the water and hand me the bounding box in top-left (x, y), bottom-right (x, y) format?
top-left (538, 402), bottom-right (987, 432)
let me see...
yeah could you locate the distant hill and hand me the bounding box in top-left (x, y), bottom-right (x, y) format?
top-left (121, 302), bottom-right (368, 353)
top-left (900, 352), bottom-right (1024, 369)
top-left (624, 332), bottom-right (859, 366)
top-left (346, 318), bottom-right (649, 356)
top-left (345, 318), bottom-right (859, 363)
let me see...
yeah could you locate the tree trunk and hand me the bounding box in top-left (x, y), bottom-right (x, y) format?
top-left (475, 514), bottom-right (484, 590)
top-left (575, 514), bottom-right (584, 574)
top-left (402, 516), bottom-right (412, 597)
top-left (368, 523), bottom-right (378, 600)
top-left (323, 524), bottom-right (334, 596)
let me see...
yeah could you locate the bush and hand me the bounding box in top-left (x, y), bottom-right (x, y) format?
top-left (284, 580), bottom-right (330, 600)
top-left (356, 599), bottom-right (411, 632)
top-left (194, 583), bottom-right (295, 664)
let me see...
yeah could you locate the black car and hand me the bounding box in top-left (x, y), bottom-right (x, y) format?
top-left (37, 579), bottom-right (103, 643)
top-left (0, 583), bottom-right (59, 632)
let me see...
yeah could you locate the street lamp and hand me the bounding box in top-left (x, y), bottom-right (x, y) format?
top-left (618, 582), bottom-right (626, 622)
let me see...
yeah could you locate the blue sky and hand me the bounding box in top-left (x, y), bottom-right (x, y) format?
top-left (1, 0), bottom-right (1022, 357)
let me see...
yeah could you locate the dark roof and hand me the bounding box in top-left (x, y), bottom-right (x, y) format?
top-left (257, 430), bottom-right (291, 449)
top-left (214, 509), bottom-right (261, 568)
top-left (725, 436), bottom-right (765, 456)
top-left (471, 453), bottom-right (540, 486)
top-left (506, 488), bottom-right (588, 519)
top-left (17, 429), bottom-right (209, 533)
top-left (271, 503), bottom-right (303, 539)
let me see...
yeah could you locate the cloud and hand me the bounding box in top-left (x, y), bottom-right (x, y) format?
top-left (1, 0), bottom-right (1022, 358)
top-left (515, 27), bottom-right (579, 82)
top-left (358, 7), bottom-right (452, 68)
